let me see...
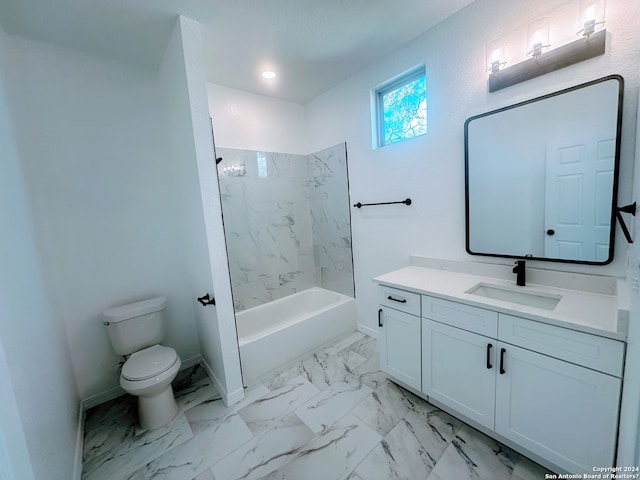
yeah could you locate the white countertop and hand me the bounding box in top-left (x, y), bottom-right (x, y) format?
top-left (374, 265), bottom-right (626, 341)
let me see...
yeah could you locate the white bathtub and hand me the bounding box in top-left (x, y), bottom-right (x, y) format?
top-left (236, 287), bottom-right (356, 385)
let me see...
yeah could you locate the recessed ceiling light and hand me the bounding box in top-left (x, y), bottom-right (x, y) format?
top-left (262, 70), bottom-right (277, 79)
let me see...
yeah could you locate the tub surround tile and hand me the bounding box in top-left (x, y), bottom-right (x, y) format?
top-left (238, 376), bottom-right (320, 435)
top-left (82, 413), bottom-right (193, 480)
top-left (218, 144), bottom-right (353, 311)
top-left (294, 375), bottom-right (372, 434)
top-left (209, 413), bottom-right (315, 480)
top-left (279, 414), bottom-right (382, 480)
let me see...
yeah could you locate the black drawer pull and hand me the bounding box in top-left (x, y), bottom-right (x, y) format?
top-left (378, 308), bottom-right (383, 327)
top-left (486, 343), bottom-right (493, 369)
top-left (500, 348), bottom-right (506, 374)
top-left (387, 296), bottom-right (407, 303)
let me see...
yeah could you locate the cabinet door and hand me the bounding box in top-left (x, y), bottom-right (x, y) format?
top-left (495, 343), bottom-right (621, 473)
top-left (422, 319), bottom-right (496, 430)
top-left (379, 307), bottom-right (421, 390)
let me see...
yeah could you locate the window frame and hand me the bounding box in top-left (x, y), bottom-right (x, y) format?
top-left (375, 66), bottom-right (427, 148)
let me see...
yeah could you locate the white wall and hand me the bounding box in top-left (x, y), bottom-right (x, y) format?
top-left (0, 26), bottom-right (79, 480)
top-left (619, 69), bottom-right (640, 467)
top-left (171, 17), bottom-right (244, 403)
top-left (6, 34), bottom-right (201, 400)
top-left (207, 83), bottom-right (306, 154)
top-left (304, 0), bottom-right (640, 335)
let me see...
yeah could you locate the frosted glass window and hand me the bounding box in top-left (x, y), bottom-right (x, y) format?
top-left (377, 68), bottom-right (427, 147)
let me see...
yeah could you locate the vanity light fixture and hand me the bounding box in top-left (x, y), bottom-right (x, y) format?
top-left (526, 17), bottom-right (551, 59)
top-left (486, 38), bottom-right (507, 74)
top-left (489, 5), bottom-right (606, 92)
top-left (261, 70), bottom-right (277, 79)
top-left (577, 0), bottom-right (606, 38)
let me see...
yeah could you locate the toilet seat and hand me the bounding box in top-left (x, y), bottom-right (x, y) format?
top-left (122, 345), bottom-right (178, 381)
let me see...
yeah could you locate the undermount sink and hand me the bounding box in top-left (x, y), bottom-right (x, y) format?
top-left (466, 283), bottom-right (562, 311)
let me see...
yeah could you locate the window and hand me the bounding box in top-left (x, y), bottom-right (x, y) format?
top-left (375, 67), bottom-right (427, 147)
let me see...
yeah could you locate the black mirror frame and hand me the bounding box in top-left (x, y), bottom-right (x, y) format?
top-left (464, 75), bottom-right (624, 265)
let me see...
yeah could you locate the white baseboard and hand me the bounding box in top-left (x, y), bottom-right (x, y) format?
top-left (200, 356), bottom-right (245, 407)
top-left (82, 386), bottom-right (126, 410)
top-left (72, 401), bottom-right (85, 480)
top-left (357, 323), bottom-right (378, 339)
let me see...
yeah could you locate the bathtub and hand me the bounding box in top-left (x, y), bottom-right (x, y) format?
top-left (236, 287), bottom-right (356, 385)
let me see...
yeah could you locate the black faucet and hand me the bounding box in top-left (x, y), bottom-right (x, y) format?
top-left (513, 260), bottom-right (526, 286)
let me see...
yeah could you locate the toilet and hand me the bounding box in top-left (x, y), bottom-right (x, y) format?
top-left (102, 296), bottom-right (181, 430)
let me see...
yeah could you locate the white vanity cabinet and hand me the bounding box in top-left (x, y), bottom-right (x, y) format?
top-left (379, 284), bottom-right (625, 474)
top-left (495, 313), bottom-right (623, 473)
top-left (377, 285), bottom-right (421, 391)
top-left (422, 318), bottom-right (496, 429)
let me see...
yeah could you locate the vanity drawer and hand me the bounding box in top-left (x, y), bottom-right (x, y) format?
top-left (498, 314), bottom-right (625, 377)
top-left (379, 285), bottom-right (421, 316)
top-left (422, 295), bottom-right (498, 338)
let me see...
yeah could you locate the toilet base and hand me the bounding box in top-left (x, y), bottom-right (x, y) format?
top-left (138, 384), bottom-right (178, 430)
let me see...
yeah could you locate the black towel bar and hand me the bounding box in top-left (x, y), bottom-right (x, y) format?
top-left (354, 198), bottom-right (412, 208)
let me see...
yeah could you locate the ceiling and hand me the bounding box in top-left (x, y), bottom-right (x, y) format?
top-left (0, 0), bottom-right (475, 104)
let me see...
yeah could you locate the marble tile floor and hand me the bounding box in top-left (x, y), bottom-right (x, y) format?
top-left (82, 332), bottom-right (554, 480)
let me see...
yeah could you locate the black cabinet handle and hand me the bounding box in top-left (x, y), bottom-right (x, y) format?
top-left (500, 348), bottom-right (506, 374)
top-left (387, 296), bottom-right (407, 303)
top-left (378, 308), bottom-right (383, 327)
top-left (546, 229), bottom-right (555, 236)
top-left (486, 343), bottom-right (493, 369)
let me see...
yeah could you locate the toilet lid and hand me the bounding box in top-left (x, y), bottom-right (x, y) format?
top-left (121, 345), bottom-right (178, 381)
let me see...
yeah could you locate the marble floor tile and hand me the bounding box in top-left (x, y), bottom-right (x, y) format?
top-left (173, 364), bottom-right (209, 392)
top-left (209, 413), bottom-right (315, 480)
top-left (239, 376), bottom-right (320, 435)
top-left (126, 413), bottom-right (252, 480)
top-left (193, 470), bottom-right (215, 480)
top-left (299, 348), bottom-right (368, 390)
top-left (429, 424), bottom-right (519, 480)
top-left (294, 375), bottom-right (372, 434)
top-left (185, 384), bottom-right (270, 435)
top-left (351, 379), bottom-right (412, 436)
top-left (511, 455), bottom-right (555, 480)
top-left (175, 375), bottom-right (221, 414)
top-left (83, 334), bottom-right (552, 480)
top-left (354, 408), bottom-right (454, 480)
top-left (279, 414), bottom-right (382, 480)
top-left (349, 354), bottom-right (388, 390)
top-left (82, 413), bottom-right (193, 480)
top-left (320, 331), bottom-right (366, 356)
top-left (346, 334), bottom-right (378, 359)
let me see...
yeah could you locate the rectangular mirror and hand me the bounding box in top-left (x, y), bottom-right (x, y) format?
top-left (465, 75), bottom-right (623, 265)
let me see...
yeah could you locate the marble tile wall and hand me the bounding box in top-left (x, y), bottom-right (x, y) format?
top-left (307, 143), bottom-right (355, 298)
top-left (217, 143), bottom-right (353, 311)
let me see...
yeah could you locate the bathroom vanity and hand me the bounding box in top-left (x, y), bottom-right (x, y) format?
top-left (374, 260), bottom-right (627, 475)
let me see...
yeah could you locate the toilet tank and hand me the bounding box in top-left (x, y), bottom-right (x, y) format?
top-left (102, 297), bottom-right (167, 356)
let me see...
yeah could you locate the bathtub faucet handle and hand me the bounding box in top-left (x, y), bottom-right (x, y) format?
top-left (197, 293), bottom-right (216, 306)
